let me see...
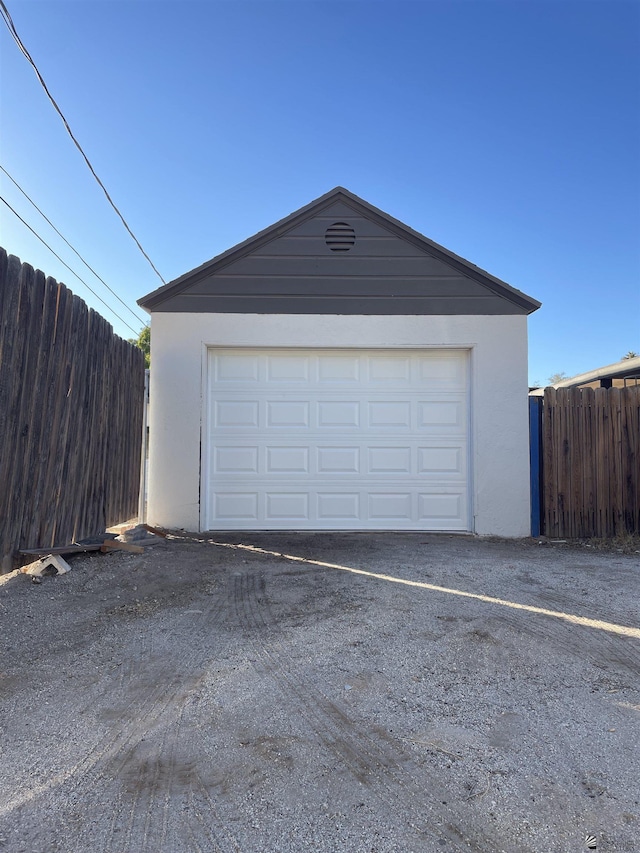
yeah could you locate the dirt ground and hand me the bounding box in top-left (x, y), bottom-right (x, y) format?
top-left (0, 532), bottom-right (638, 853)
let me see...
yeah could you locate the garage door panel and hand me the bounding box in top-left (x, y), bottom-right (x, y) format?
top-left (367, 447), bottom-right (412, 473)
top-left (368, 401), bottom-right (411, 428)
top-left (214, 447), bottom-right (259, 473)
top-left (267, 354), bottom-right (310, 382)
top-left (418, 400), bottom-right (465, 430)
top-left (369, 355), bottom-right (411, 382)
top-left (214, 400), bottom-right (259, 428)
top-left (368, 493), bottom-right (413, 519)
top-left (418, 491), bottom-right (467, 527)
top-left (215, 354), bottom-right (260, 382)
top-left (266, 447), bottom-right (310, 473)
top-left (418, 446), bottom-right (466, 476)
top-left (266, 401), bottom-right (310, 427)
top-left (318, 401), bottom-right (360, 427)
top-left (266, 492), bottom-right (309, 520)
top-left (317, 493), bottom-right (360, 519)
top-left (205, 348), bottom-right (469, 530)
top-left (317, 446), bottom-right (360, 473)
top-left (318, 355), bottom-right (360, 382)
top-left (418, 354), bottom-right (467, 387)
top-left (214, 493), bottom-right (259, 520)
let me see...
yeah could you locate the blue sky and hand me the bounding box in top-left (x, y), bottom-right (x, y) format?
top-left (1, 0), bottom-right (638, 384)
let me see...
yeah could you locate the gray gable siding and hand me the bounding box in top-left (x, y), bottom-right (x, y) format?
top-left (140, 190), bottom-right (540, 316)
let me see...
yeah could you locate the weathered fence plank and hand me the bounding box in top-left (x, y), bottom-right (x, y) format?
top-left (542, 386), bottom-right (640, 538)
top-left (0, 249), bottom-right (145, 569)
top-left (610, 389), bottom-right (624, 534)
top-left (621, 387), bottom-right (640, 533)
top-left (580, 388), bottom-right (595, 536)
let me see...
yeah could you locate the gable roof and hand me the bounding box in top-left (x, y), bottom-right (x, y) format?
top-left (139, 187), bottom-right (541, 315)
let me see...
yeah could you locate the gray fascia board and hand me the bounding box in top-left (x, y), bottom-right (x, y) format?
top-left (138, 187), bottom-right (541, 314)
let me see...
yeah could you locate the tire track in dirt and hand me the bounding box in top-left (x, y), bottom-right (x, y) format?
top-left (101, 618), bottom-right (176, 853)
top-left (156, 701), bottom-right (187, 853)
top-left (92, 587), bottom-right (243, 853)
top-left (0, 579), bottom-right (242, 853)
top-left (106, 699), bottom-right (192, 853)
top-left (183, 772), bottom-right (244, 853)
top-left (530, 585), bottom-right (640, 636)
top-left (493, 604), bottom-right (640, 679)
top-left (96, 671), bottom-right (214, 851)
top-left (234, 570), bottom-right (527, 853)
top-left (180, 777), bottom-right (231, 853)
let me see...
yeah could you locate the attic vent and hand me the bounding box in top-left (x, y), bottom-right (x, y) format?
top-left (325, 222), bottom-right (356, 252)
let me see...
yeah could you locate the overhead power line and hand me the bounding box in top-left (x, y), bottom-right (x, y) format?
top-left (0, 194), bottom-right (141, 337)
top-left (0, 0), bottom-right (167, 286)
top-left (0, 164), bottom-right (147, 328)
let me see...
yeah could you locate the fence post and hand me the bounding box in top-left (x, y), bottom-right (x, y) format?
top-left (138, 369), bottom-right (149, 524)
top-left (529, 395), bottom-right (543, 537)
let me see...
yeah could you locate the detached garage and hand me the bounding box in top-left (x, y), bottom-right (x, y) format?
top-left (139, 187), bottom-right (540, 537)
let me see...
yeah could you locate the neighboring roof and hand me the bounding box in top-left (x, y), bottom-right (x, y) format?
top-left (139, 187), bottom-right (541, 315)
top-left (529, 356), bottom-right (640, 395)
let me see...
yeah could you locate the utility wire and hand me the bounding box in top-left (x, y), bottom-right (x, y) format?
top-left (1, 164), bottom-right (148, 328)
top-left (1, 194), bottom-right (141, 336)
top-left (0, 0), bottom-right (167, 286)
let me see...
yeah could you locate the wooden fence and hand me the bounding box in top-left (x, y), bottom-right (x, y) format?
top-left (0, 249), bottom-right (145, 569)
top-left (535, 386), bottom-right (640, 538)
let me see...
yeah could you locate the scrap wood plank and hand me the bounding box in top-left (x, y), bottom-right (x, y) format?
top-left (19, 543), bottom-right (103, 557)
top-left (100, 540), bottom-right (144, 554)
top-left (143, 524), bottom-right (167, 537)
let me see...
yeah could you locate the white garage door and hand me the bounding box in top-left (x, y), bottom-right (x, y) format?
top-left (203, 349), bottom-right (469, 531)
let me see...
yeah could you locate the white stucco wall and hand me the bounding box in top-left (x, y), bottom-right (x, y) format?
top-left (148, 313), bottom-right (531, 537)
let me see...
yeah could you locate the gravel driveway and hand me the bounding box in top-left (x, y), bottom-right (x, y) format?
top-left (0, 533), bottom-right (638, 853)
